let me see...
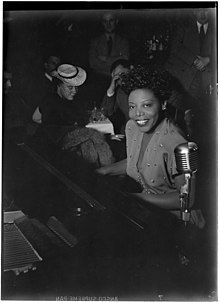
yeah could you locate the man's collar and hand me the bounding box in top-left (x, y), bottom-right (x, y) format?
top-left (106, 33), bottom-right (115, 40)
top-left (45, 72), bottom-right (53, 82)
top-left (197, 21), bottom-right (209, 33)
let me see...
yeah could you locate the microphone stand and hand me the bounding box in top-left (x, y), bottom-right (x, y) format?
top-left (174, 141), bottom-right (199, 226)
top-left (179, 173), bottom-right (191, 226)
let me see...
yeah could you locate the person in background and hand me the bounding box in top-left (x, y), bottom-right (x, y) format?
top-left (165, 78), bottom-right (195, 139)
top-left (32, 54), bottom-right (61, 123)
top-left (101, 59), bottom-right (132, 134)
top-left (89, 11), bottom-right (129, 77)
top-left (3, 69), bottom-right (29, 211)
top-left (35, 64), bottom-right (89, 127)
top-left (97, 66), bottom-right (205, 228)
top-left (165, 8), bottom-right (215, 110)
top-left (3, 70), bottom-right (29, 143)
top-left (89, 11), bottom-right (130, 106)
top-left (32, 64), bottom-right (114, 168)
top-left (43, 54), bottom-right (61, 86)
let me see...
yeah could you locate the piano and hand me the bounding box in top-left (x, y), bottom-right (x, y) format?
top-left (2, 133), bottom-right (216, 301)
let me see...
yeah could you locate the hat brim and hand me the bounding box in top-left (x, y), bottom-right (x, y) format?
top-left (57, 67), bottom-right (87, 87)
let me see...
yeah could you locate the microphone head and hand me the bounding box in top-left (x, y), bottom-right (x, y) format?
top-left (174, 142), bottom-right (199, 174)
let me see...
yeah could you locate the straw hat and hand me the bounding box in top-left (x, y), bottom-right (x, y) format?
top-left (56, 64), bottom-right (87, 86)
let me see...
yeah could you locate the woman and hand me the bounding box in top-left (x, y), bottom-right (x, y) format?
top-left (32, 63), bottom-right (88, 126)
top-left (97, 67), bottom-right (205, 227)
top-left (32, 64), bottom-right (114, 168)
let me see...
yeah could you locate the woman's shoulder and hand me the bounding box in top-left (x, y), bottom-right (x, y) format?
top-left (125, 119), bottom-right (137, 132)
top-left (159, 118), bottom-right (187, 150)
top-left (125, 120), bottom-right (139, 140)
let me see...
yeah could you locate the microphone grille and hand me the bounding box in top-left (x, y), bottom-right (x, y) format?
top-left (174, 142), bottom-right (199, 173)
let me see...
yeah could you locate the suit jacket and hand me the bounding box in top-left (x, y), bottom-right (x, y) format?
top-left (165, 17), bottom-right (216, 94)
top-left (89, 34), bottom-right (129, 76)
top-left (26, 73), bottom-right (56, 115)
top-left (101, 87), bottom-right (129, 134)
top-left (101, 87), bottom-right (129, 120)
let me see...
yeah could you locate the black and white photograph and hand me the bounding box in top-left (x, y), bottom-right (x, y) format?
top-left (2, 2), bottom-right (218, 301)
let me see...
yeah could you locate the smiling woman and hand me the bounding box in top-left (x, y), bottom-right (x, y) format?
top-left (96, 66), bottom-right (205, 228)
top-left (128, 88), bottom-right (162, 133)
top-left (125, 68), bottom-right (171, 134)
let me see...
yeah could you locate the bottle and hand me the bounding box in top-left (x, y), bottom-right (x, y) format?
top-left (100, 107), bottom-right (106, 121)
top-left (159, 35), bottom-right (163, 51)
top-left (91, 102), bottom-right (98, 122)
top-left (152, 35), bottom-right (157, 52)
top-left (159, 42), bottom-right (163, 51)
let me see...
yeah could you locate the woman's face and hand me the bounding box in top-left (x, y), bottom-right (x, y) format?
top-left (59, 83), bottom-right (78, 101)
top-left (128, 88), bottom-right (162, 133)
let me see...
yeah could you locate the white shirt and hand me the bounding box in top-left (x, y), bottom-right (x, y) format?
top-left (197, 21), bottom-right (208, 34)
top-left (44, 72), bottom-right (53, 82)
top-left (105, 33), bottom-right (115, 41)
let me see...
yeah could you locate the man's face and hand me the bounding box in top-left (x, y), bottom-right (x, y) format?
top-left (102, 13), bottom-right (117, 33)
top-left (45, 56), bottom-right (61, 75)
top-left (112, 64), bottom-right (130, 86)
top-left (194, 8), bottom-right (209, 24)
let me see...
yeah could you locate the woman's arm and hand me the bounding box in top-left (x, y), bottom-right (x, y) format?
top-left (96, 158), bottom-right (127, 176)
top-left (32, 106), bottom-right (42, 124)
top-left (132, 173), bottom-right (196, 211)
top-left (132, 190), bottom-right (181, 210)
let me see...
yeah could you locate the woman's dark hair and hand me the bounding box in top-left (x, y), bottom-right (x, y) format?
top-left (121, 66), bottom-right (172, 103)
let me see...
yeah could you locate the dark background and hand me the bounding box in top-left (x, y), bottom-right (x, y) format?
top-left (3, 3), bottom-right (217, 110)
top-left (2, 2), bottom-right (218, 301)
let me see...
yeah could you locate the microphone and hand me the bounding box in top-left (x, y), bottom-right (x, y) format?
top-left (175, 142), bottom-right (199, 174)
top-left (174, 142), bottom-right (199, 224)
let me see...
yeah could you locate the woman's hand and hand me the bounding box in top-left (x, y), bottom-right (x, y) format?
top-left (96, 166), bottom-right (109, 175)
top-left (32, 106), bottom-right (42, 124)
top-left (130, 190), bottom-right (182, 210)
top-left (96, 159), bottom-right (127, 176)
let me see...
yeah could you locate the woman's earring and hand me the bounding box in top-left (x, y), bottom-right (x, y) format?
top-left (162, 103), bottom-right (167, 111)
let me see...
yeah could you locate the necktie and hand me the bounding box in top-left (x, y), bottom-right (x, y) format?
top-left (199, 24), bottom-right (205, 50)
top-left (107, 36), bottom-right (112, 56)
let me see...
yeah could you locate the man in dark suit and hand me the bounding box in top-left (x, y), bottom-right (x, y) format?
top-left (166, 8), bottom-right (216, 107)
top-left (89, 11), bottom-right (129, 77)
top-left (32, 55), bottom-right (61, 124)
top-left (101, 59), bottom-right (132, 135)
top-left (88, 11), bottom-right (130, 106)
top-left (38, 55), bottom-right (61, 102)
